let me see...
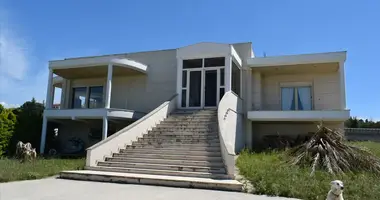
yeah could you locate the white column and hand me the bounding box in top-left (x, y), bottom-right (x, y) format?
top-left (252, 71), bottom-right (262, 110)
top-left (39, 116), bottom-right (48, 154)
top-left (176, 58), bottom-right (182, 107)
top-left (102, 116), bottom-right (108, 140)
top-left (225, 56), bottom-right (232, 92)
top-left (46, 69), bottom-right (54, 109)
top-left (105, 63), bottom-right (113, 109)
top-left (60, 79), bottom-right (66, 109)
top-left (245, 68), bottom-right (253, 149)
top-left (339, 62), bottom-right (346, 110)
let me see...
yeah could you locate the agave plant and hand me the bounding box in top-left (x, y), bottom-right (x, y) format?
top-left (287, 124), bottom-right (380, 176)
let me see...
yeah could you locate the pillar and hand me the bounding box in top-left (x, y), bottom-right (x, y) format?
top-left (105, 63), bottom-right (113, 109)
top-left (339, 62), bottom-right (346, 110)
top-left (39, 117), bottom-right (48, 154)
top-left (102, 116), bottom-right (108, 140)
top-left (46, 69), bottom-right (54, 109)
top-left (245, 68), bottom-right (253, 149)
top-left (224, 56), bottom-right (232, 92)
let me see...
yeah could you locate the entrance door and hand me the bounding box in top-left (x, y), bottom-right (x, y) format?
top-left (188, 70), bottom-right (202, 108)
top-left (204, 70), bottom-right (218, 107)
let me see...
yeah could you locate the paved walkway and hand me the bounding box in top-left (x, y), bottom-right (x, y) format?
top-left (0, 177), bottom-right (299, 200)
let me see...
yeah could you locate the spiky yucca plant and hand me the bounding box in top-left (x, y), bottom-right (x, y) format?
top-left (287, 124), bottom-right (380, 176)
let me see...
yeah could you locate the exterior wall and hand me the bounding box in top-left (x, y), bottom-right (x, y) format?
top-left (60, 49), bottom-right (177, 113)
top-left (260, 71), bottom-right (341, 111)
top-left (57, 120), bottom-right (133, 152)
top-left (251, 121), bottom-right (344, 147)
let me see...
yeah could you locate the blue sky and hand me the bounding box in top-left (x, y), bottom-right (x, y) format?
top-left (0, 0), bottom-right (379, 120)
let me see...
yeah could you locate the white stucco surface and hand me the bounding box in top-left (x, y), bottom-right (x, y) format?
top-left (0, 178), bottom-right (299, 200)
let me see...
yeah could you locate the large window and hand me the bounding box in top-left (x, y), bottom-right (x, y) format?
top-left (71, 86), bottom-right (104, 109)
top-left (88, 86), bottom-right (104, 108)
top-left (231, 61), bottom-right (241, 97)
top-left (72, 87), bottom-right (87, 108)
top-left (281, 86), bottom-right (312, 110)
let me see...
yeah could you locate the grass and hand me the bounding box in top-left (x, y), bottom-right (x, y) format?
top-left (237, 141), bottom-right (380, 200)
top-left (0, 157), bottom-right (85, 183)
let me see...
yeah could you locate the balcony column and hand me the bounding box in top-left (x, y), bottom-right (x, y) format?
top-left (339, 61), bottom-right (346, 110)
top-left (39, 116), bottom-right (48, 154)
top-left (105, 63), bottom-right (113, 109)
top-left (102, 116), bottom-right (108, 140)
top-left (245, 68), bottom-right (253, 149)
top-left (45, 68), bottom-right (54, 109)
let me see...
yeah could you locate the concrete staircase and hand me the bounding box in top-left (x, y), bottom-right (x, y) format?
top-left (60, 109), bottom-right (242, 191)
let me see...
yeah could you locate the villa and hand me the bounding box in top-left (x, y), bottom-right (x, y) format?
top-left (41, 42), bottom-right (350, 190)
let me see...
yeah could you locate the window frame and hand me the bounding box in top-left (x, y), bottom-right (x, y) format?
top-left (280, 82), bottom-right (313, 111)
top-left (70, 85), bottom-right (105, 109)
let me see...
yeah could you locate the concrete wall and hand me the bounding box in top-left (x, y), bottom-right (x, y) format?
top-left (345, 128), bottom-right (380, 142)
top-left (251, 121), bottom-right (344, 148)
top-left (57, 120), bottom-right (133, 152)
top-left (61, 49), bottom-right (177, 113)
top-left (261, 71), bottom-right (341, 111)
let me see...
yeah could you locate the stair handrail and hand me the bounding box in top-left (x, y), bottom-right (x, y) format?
top-left (217, 91), bottom-right (243, 179)
top-left (86, 94), bottom-right (178, 167)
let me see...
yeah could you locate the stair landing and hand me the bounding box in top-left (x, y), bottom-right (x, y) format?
top-left (60, 170), bottom-right (243, 192)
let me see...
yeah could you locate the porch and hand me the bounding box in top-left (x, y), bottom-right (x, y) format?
top-left (40, 55), bottom-right (149, 154)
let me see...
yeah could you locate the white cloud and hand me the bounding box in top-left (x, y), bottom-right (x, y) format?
top-left (0, 6), bottom-right (49, 105)
top-left (0, 101), bottom-right (20, 108)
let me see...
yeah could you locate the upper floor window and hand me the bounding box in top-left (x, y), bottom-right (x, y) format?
top-left (72, 87), bottom-right (87, 109)
top-left (71, 86), bottom-right (104, 109)
top-left (281, 86), bottom-right (312, 110)
top-left (183, 57), bottom-right (225, 69)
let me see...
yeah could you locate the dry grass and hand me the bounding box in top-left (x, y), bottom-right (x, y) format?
top-left (237, 141), bottom-right (380, 200)
top-left (287, 125), bottom-right (380, 175)
top-left (0, 157), bottom-right (85, 182)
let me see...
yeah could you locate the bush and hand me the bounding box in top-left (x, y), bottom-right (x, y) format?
top-left (236, 142), bottom-right (380, 200)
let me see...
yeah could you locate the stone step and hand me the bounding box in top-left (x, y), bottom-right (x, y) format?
top-left (172, 111), bottom-right (217, 115)
top-left (97, 162), bottom-right (226, 173)
top-left (143, 135), bottom-right (219, 140)
top-left (137, 138), bottom-right (220, 144)
top-left (146, 131), bottom-right (219, 136)
top-left (84, 166), bottom-right (229, 179)
top-left (104, 157), bottom-right (224, 167)
top-left (131, 142), bottom-right (220, 147)
top-left (153, 126), bottom-right (218, 131)
top-left (125, 145), bottom-right (221, 152)
top-left (165, 117), bottom-right (217, 121)
top-left (119, 148), bottom-right (221, 156)
top-left (59, 170), bottom-right (243, 192)
top-left (159, 121), bottom-right (218, 126)
top-left (148, 130), bottom-right (218, 135)
top-left (112, 153), bottom-right (223, 161)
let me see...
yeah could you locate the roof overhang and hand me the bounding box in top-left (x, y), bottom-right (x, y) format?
top-left (49, 56), bottom-right (148, 74)
top-left (247, 51), bottom-right (346, 68)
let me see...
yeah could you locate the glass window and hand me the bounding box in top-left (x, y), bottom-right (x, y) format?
top-left (181, 89), bottom-right (187, 107)
top-left (72, 87), bottom-right (87, 108)
top-left (183, 59), bottom-right (202, 69)
top-left (231, 61), bottom-right (241, 96)
top-left (219, 88), bottom-right (225, 100)
top-left (281, 86), bottom-right (312, 110)
top-left (182, 71), bottom-right (187, 88)
top-left (88, 86), bottom-right (104, 108)
top-left (204, 57), bottom-right (225, 67)
top-left (220, 68), bottom-right (225, 86)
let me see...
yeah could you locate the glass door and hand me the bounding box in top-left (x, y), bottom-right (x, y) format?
top-left (204, 69), bottom-right (218, 107)
top-left (188, 70), bottom-right (202, 108)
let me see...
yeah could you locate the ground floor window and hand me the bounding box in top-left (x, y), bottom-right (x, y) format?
top-left (281, 86), bottom-right (312, 110)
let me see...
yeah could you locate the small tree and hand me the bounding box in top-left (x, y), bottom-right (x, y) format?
top-left (0, 104), bottom-right (17, 156)
top-left (8, 98), bottom-right (44, 155)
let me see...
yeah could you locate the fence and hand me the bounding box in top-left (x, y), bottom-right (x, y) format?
top-left (344, 128), bottom-right (380, 142)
